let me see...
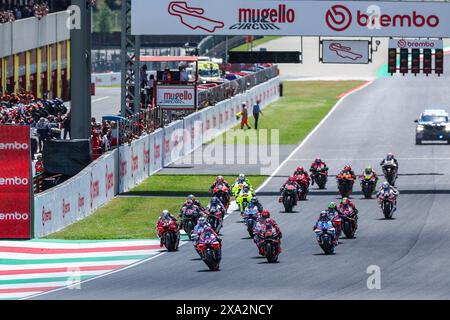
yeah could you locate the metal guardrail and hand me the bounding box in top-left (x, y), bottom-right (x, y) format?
top-left (197, 65), bottom-right (279, 109)
top-left (119, 65), bottom-right (279, 141)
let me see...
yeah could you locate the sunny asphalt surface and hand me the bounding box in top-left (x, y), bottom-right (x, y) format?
top-left (36, 59), bottom-right (450, 299)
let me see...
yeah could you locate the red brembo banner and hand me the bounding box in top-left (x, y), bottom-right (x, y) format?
top-left (0, 125), bottom-right (32, 239)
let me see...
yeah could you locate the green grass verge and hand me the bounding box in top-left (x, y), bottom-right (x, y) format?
top-left (214, 80), bottom-right (365, 145)
top-left (45, 197), bottom-right (209, 240)
top-left (46, 175), bottom-right (267, 240)
top-left (230, 36), bottom-right (281, 52)
top-left (130, 174), bottom-right (267, 195)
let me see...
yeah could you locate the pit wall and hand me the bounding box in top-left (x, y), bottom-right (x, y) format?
top-left (34, 77), bottom-right (280, 237)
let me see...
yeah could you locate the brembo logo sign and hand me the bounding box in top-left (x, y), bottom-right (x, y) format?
top-left (325, 4), bottom-right (440, 32)
top-left (0, 125), bottom-right (32, 239)
top-left (326, 5), bottom-right (352, 31)
top-left (0, 141), bottom-right (29, 150)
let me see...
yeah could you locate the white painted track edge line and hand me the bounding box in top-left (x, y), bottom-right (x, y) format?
top-left (255, 80), bottom-right (374, 193)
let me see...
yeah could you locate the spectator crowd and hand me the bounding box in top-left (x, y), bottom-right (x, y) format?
top-left (0, 91), bottom-right (70, 153)
top-left (0, 1), bottom-right (50, 23)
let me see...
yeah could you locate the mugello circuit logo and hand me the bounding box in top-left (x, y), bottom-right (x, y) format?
top-left (231, 4), bottom-right (296, 31)
top-left (168, 1), bottom-right (224, 33)
top-left (325, 4), bottom-right (440, 31)
top-left (167, 1), bottom-right (296, 32)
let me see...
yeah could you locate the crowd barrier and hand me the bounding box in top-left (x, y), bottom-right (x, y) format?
top-left (33, 77), bottom-right (280, 237)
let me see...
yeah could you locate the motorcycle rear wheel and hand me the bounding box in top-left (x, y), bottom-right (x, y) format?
top-left (265, 242), bottom-right (279, 263)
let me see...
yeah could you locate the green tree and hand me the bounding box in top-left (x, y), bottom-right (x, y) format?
top-left (96, 5), bottom-right (114, 33)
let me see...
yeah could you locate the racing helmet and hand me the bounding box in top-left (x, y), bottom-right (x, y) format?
top-left (319, 210), bottom-right (328, 220)
top-left (328, 202), bottom-right (337, 210)
top-left (386, 153), bottom-right (394, 161)
top-left (185, 199), bottom-right (194, 206)
top-left (288, 175), bottom-right (296, 182)
top-left (261, 210), bottom-right (271, 220)
top-left (202, 227), bottom-right (213, 238)
top-left (365, 166), bottom-right (372, 175)
top-left (344, 165), bottom-right (352, 172)
top-left (296, 166), bottom-right (304, 173)
top-left (250, 196), bottom-right (258, 204)
top-left (382, 181), bottom-right (390, 189)
top-left (216, 175), bottom-right (224, 182)
top-left (198, 216), bottom-right (207, 225)
top-left (341, 197), bottom-right (349, 205)
top-left (162, 210), bottom-right (170, 217)
top-left (238, 173), bottom-right (246, 181)
top-left (315, 157), bottom-right (322, 164)
top-left (211, 196), bottom-right (220, 205)
top-left (187, 194), bottom-right (196, 200)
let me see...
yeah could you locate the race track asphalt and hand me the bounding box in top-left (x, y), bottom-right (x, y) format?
top-left (35, 59), bottom-right (450, 300)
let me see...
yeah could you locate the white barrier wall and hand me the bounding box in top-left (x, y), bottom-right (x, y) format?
top-left (34, 150), bottom-right (118, 238)
top-left (34, 77), bottom-right (280, 236)
top-left (149, 128), bottom-right (164, 175)
top-left (91, 73), bottom-right (121, 87)
top-left (163, 120), bottom-right (185, 167)
top-left (183, 112), bottom-right (203, 153)
top-left (118, 136), bottom-right (151, 193)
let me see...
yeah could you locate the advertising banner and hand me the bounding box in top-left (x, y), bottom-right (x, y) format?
top-left (156, 85), bottom-right (196, 110)
top-left (389, 38), bottom-right (443, 50)
top-left (0, 125), bottom-right (32, 239)
top-left (132, 0), bottom-right (450, 37)
top-left (217, 100), bottom-right (227, 132)
top-left (163, 120), bottom-right (185, 167)
top-left (118, 145), bottom-right (131, 193)
top-left (183, 112), bottom-right (202, 152)
top-left (322, 40), bottom-right (370, 64)
top-left (149, 129), bottom-right (164, 175)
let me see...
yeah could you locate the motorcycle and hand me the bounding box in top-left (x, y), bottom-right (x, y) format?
top-left (281, 184), bottom-right (297, 212)
top-left (180, 207), bottom-right (198, 240)
top-left (213, 183), bottom-right (230, 209)
top-left (236, 187), bottom-right (253, 214)
top-left (207, 207), bottom-right (223, 234)
top-left (296, 175), bottom-right (309, 200)
top-left (314, 221), bottom-right (337, 255)
top-left (195, 232), bottom-right (222, 271)
top-left (157, 218), bottom-right (180, 252)
top-left (256, 223), bottom-right (281, 263)
top-left (340, 207), bottom-right (357, 238)
top-left (360, 174), bottom-right (377, 199)
top-left (378, 191), bottom-right (396, 219)
top-left (311, 166), bottom-right (328, 189)
top-left (337, 173), bottom-right (354, 198)
top-left (329, 212), bottom-right (343, 239)
top-left (382, 161), bottom-right (398, 186)
top-left (243, 206), bottom-right (259, 238)
top-left (232, 182), bottom-right (245, 197)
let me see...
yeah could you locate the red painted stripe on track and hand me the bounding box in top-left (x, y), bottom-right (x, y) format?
top-left (0, 245), bottom-right (160, 255)
top-left (0, 265), bottom-right (125, 276)
top-left (0, 286), bottom-right (58, 294)
top-left (338, 80), bottom-right (373, 98)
